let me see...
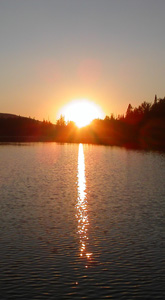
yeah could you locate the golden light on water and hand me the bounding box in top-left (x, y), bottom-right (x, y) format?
top-left (76, 144), bottom-right (92, 261)
top-left (78, 144), bottom-right (86, 201)
top-left (58, 99), bottom-right (104, 128)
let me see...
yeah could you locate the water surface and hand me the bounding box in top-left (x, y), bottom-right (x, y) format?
top-left (0, 143), bottom-right (164, 299)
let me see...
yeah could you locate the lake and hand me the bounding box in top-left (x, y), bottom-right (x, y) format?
top-left (0, 143), bottom-right (164, 299)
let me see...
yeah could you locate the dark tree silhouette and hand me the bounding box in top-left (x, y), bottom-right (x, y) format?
top-left (56, 115), bottom-right (66, 126)
top-left (0, 96), bottom-right (165, 150)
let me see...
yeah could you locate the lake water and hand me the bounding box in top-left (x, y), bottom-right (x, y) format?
top-left (0, 143), bottom-right (164, 299)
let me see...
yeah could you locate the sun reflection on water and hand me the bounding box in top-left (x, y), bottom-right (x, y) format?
top-left (76, 144), bottom-right (92, 262)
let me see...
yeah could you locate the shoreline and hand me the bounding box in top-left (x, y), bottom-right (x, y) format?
top-left (0, 136), bottom-right (165, 152)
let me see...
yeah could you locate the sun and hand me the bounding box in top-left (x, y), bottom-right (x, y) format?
top-left (58, 99), bottom-right (104, 128)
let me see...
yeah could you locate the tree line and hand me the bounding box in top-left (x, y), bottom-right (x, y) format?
top-left (0, 96), bottom-right (165, 150)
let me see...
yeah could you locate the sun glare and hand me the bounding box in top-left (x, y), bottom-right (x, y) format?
top-left (58, 99), bottom-right (104, 128)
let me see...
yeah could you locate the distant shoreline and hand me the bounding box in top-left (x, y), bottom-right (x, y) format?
top-left (1, 97), bottom-right (165, 152)
top-left (0, 136), bottom-right (165, 153)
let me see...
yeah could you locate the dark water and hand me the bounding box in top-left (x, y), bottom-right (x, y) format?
top-left (0, 143), bottom-right (164, 299)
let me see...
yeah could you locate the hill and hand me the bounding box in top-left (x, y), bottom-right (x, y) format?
top-left (0, 96), bottom-right (165, 150)
top-left (0, 113), bottom-right (19, 119)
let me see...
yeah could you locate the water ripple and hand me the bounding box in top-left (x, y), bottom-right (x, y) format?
top-left (0, 143), bottom-right (164, 299)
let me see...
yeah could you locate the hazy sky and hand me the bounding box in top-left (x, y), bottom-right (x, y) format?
top-left (0, 0), bottom-right (165, 122)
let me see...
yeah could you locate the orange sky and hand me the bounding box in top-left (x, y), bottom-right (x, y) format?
top-left (0, 1), bottom-right (164, 123)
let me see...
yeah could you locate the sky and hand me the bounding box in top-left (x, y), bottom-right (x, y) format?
top-left (0, 0), bottom-right (165, 122)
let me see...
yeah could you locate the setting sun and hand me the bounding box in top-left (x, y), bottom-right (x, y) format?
top-left (58, 99), bottom-right (104, 128)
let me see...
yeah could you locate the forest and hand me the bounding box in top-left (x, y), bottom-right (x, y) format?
top-left (0, 96), bottom-right (165, 151)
